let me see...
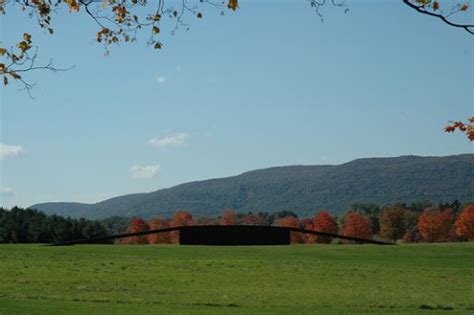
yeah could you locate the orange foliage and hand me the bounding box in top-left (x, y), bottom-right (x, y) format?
top-left (147, 217), bottom-right (171, 244)
top-left (341, 212), bottom-right (372, 241)
top-left (219, 209), bottom-right (237, 225)
top-left (313, 210), bottom-right (338, 243)
top-left (417, 208), bottom-right (453, 242)
top-left (228, 0), bottom-right (239, 11)
top-left (170, 210), bottom-right (194, 243)
top-left (241, 214), bottom-right (264, 225)
top-left (276, 216), bottom-right (302, 243)
top-left (455, 205), bottom-right (474, 241)
top-left (300, 217), bottom-right (316, 243)
top-left (123, 217), bottom-right (149, 244)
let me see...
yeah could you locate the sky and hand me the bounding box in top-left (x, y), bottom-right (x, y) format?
top-left (1, 0), bottom-right (473, 208)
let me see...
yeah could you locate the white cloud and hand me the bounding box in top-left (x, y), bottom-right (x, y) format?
top-left (148, 133), bottom-right (188, 148)
top-left (155, 74), bottom-right (167, 84)
top-left (0, 186), bottom-right (15, 195)
top-left (0, 143), bottom-right (24, 159)
top-left (131, 164), bottom-right (160, 179)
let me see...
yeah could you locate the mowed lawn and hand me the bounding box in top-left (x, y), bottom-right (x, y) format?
top-left (0, 243), bottom-right (473, 314)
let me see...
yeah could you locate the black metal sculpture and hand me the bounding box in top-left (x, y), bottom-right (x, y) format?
top-left (49, 225), bottom-right (394, 246)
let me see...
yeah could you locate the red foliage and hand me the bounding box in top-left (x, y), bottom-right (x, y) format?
top-left (445, 116), bottom-right (474, 141)
top-left (123, 217), bottom-right (149, 244)
top-left (219, 209), bottom-right (237, 225)
top-left (147, 217), bottom-right (171, 244)
top-left (276, 216), bottom-right (302, 243)
top-left (455, 205), bottom-right (474, 241)
top-left (417, 208), bottom-right (453, 242)
top-left (341, 212), bottom-right (372, 241)
top-left (313, 210), bottom-right (338, 243)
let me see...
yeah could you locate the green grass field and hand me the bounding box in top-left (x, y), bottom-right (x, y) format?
top-left (0, 243), bottom-right (473, 314)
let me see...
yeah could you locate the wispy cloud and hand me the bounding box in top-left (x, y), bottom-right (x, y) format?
top-left (155, 73), bottom-right (167, 84)
top-left (0, 143), bottom-right (24, 159)
top-left (131, 164), bottom-right (160, 179)
top-left (148, 132), bottom-right (188, 148)
top-left (0, 186), bottom-right (15, 195)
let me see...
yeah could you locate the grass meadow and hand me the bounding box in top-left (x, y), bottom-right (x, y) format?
top-left (0, 243), bottom-right (473, 314)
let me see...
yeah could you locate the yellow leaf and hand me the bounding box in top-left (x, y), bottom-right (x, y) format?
top-left (152, 26), bottom-right (160, 34)
top-left (23, 33), bottom-right (32, 42)
top-left (17, 41), bottom-right (30, 52)
top-left (0, 48), bottom-right (6, 56)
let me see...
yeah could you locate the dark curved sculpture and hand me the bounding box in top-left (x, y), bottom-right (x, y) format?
top-left (50, 225), bottom-right (393, 246)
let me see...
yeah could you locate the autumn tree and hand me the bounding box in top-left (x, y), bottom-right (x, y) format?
top-left (348, 203), bottom-right (381, 234)
top-left (454, 205), bottom-right (474, 241)
top-left (417, 208), bottom-right (454, 242)
top-left (147, 217), bottom-right (171, 244)
top-left (196, 216), bottom-right (217, 225)
top-left (241, 213), bottom-right (265, 225)
top-left (276, 216), bottom-right (302, 243)
top-left (219, 209), bottom-right (237, 225)
top-left (379, 205), bottom-right (408, 242)
top-left (170, 210), bottom-right (194, 243)
top-left (313, 210), bottom-right (338, 244)
top-left (300, 217), bottom-right (316, 244)
top-left (123, 217), bottom-right (149, 245)
top-left (341, 212), bottom-right (372, 242)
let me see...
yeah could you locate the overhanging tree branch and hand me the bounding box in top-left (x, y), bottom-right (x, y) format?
top-left (402, 0), bottom-right (474, 35)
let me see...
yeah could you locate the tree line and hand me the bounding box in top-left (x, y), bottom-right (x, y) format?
top-left (122, 201), bottom-right (474, 245)
top-left (1, 201), bottom-right (473, 244)
top-left (0, 207), bottom-right (109, 243)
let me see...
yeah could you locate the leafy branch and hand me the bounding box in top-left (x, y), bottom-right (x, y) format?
top-left (0, 33), bottom-right (72, 98)
top-left (445, 117), bottom-right (474, 141)
top-left (402, 0), bottom-right (473, 35)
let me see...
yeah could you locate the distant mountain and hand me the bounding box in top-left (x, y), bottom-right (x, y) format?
top-left (31, 154), bottom-right (474, 219)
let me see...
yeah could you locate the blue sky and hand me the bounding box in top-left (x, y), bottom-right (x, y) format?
top-left (1, 0), bottom-right (473, 208)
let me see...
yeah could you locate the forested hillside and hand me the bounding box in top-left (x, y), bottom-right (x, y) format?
top-left (31, 154), bottom-right (474, 219)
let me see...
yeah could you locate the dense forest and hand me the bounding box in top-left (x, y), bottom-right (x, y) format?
top-left (0, 207), bottom-right (109, 243)
top-left (32, 154), bottom-right (474, 219)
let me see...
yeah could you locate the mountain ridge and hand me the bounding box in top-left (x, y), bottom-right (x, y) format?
top-left (30, 154), bottom-right (474, 219)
